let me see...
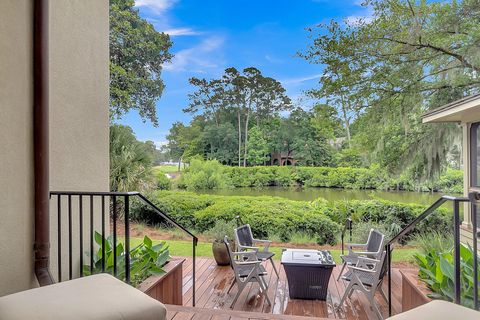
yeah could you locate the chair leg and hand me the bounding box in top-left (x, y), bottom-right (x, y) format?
top-left (337, 262), bottom-right (346, 281)
top-left (227, 278), bottom-right (236, 294)
top-left (337, 281), bottom-right (354, 309)
top-left (230, 282), bottom-right (244, 308)
top-left (258, 276), bottom-right (272, 306)
top-left (270, 258), bottom-right (279, 278)
top-left (379, 286), bottom-right (388, 303)
top-left (372, 300), bottom-right (383, 320)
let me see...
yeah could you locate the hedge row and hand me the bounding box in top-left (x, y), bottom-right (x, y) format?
top-left (178, 161), bottom-right (463, 193)
top-left (132, 191), bottom-right (452, 245)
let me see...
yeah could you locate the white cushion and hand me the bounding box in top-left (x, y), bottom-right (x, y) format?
top-left (387, 300), bottom-right (480, 320)
top-left (0, 274), bottom-right (166, 320)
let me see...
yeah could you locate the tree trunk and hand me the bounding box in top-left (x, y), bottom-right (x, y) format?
top-left (339, 97), bottom-right (351, 147)
top-left (237, 109), bottom-right (242, 167)
top-left (178, 157), bottom-right (182, 172)
top-left (243, 109), bottom-right (250, 167)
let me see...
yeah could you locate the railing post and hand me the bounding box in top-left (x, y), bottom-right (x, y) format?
top-left (79, 195), bottom-right (83, 277)
top-left (124, 195), bottom-right (130, 284)
top-left (192, 237), bottom-right (197, 307)
top-left (57, 195), bottom-right (62, 282)
top-left (387, 243), bottom-right (392, 317)
top-left (349, 219), bottom-right (352, 242)
top-left (470, 193), bottom-right (479, 310)
top-left (112, 195), bottom-right (117, 277)
top-left (453, 200), bottom-right (461, 305)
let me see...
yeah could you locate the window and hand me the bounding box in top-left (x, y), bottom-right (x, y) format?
top-left (471, 122), bottom-right (480, 188)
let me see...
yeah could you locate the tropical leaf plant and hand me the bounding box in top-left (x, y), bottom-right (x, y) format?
top-left (84, 232), bottom-right (170, 287)
top-left (414, 243), bottom-right (479, 308)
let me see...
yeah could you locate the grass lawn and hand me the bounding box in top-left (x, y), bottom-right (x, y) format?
top-left (129, 237), bottom-right (418, 263)
top-left (152, 165), bottom-right (180, 175)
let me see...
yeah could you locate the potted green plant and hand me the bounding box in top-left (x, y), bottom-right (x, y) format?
top-left (207, 220), bottom-right (236, 266)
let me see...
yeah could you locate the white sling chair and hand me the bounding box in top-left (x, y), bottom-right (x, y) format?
top-left (337, 228), bottom-right (385, 281)
top-left (337, 250), bottom-right (388, 320)
top-left (224, 236), bottom-right (272, 308)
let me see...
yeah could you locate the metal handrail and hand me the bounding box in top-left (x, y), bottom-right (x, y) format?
top-left (385, 195), bottom-right (470, 316)
top-left (49, 190), bottom-right (198, 306)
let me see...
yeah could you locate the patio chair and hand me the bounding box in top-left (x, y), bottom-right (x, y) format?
top-left (234, 224), bottom-right (279, 278)
top-left (337, 228), bottom-right (385, 281)
top-left (337, 250), bottom-right (388, 320)
top-left (224, 236), bottom-right (272, 308)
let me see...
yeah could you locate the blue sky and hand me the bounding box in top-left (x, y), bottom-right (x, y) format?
top-left (117, 0), bottom-right (372, 148)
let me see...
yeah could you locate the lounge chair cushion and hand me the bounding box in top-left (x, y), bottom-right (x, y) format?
top-left (386, 300), bottom-right (480, 320)
top-left (0, 274), bottom-right (167, 320)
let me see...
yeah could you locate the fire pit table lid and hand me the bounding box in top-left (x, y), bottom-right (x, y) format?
top-left (281, 249), bottom-right (335, 267)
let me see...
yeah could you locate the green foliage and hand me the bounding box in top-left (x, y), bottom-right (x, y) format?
top-left (131, 190), bottom-right (452, 246)
top-left (110, 125), bottom-right (154, 192)
top-left (177, 161), bottom-right (463, 193)
top-left (205, 220), bottom-right (236, 242)
top-left (301, 0), bottom-right (477, 178)
top-left (411, 231), bottom-right (453, 255)
top-left (109, 0), bottom-right (173, 125)
top-left (414, 243), bottom-right (480, 308)
top-left (84, 232), bottom-right (170, 287)
top-left (323, 198), bottom-right (451, 243)
top-left (155, 173), bottom-right (172, 190)
top-left (179, 158), bottom-right (230, 190)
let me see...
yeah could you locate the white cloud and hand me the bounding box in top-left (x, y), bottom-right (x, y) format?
top-left (164, 36), bottom-right (225, 73)
top-left (135, 0), bottom-right (177, 13)
top-left (280, 73), bottom-right (323, 85)
top-left (164, 27), bottom-right (202, 37)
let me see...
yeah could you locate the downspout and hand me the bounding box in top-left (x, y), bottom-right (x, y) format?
top-left (33, 0), bottom-right (54, 286)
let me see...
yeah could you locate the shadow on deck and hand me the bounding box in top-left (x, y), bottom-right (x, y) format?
top-left (166, 256), bottom-right (403, 320)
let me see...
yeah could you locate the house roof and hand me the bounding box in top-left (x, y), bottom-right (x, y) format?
top-left (422, 93), bottom-right (480, 123)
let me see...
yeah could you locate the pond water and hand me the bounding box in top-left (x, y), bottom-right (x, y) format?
top-left (197, 186), bottom-right (461, 206)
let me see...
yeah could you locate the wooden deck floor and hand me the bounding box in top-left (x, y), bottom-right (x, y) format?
top-left (170, 257), bottom-right (403, 320)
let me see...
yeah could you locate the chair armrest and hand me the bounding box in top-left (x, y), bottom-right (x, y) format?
top-left (253, 239), bottom-right (271, 251)
top-left (349, 265), bottom-right (377, 273)
top-left (346, 243), bottom-right (367, 249)
top-left (236, 260), bottom-right (261, 266)
top-left (237, 245), bottom-right (260, 252)
top-left (253, 239), bottom-right (271, 244)
top-left (357, 256), bottom-right (381, 264)
top-left (233, 251), bottom-right (258, 261)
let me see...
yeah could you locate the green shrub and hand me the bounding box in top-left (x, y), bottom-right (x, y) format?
top-left (179, 159), bottom-right (230, 190)
top-left (177, 161), bottom-right (463, 193)
top-left (131, 191), bottom-right (453, 246)
top-left (411, 231), bottom-right (454, 254)
top-left (414, 243), bottom-right (479, 308)
top-left (155, 172), bottom-right (172, 190)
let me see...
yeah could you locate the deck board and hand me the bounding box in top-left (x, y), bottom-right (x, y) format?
top-left (172, 256), bottom-right (403, 320)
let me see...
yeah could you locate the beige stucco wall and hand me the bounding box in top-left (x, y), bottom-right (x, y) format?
top-left (0, 0), bottom-right (35, 297)
top-left (0, 0), bottom-right (109, 295)
top-left (48, 0), bottom-right (109, 282)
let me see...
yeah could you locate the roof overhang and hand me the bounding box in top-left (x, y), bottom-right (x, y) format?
top-left (422, 94), bottom-right (480, 124)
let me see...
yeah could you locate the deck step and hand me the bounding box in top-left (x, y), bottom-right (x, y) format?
top-left (165, 304), bottom-right (329, 320)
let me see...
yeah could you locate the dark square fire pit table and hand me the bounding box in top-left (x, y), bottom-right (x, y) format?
top-left (281, 249), bottom-right (336, 300)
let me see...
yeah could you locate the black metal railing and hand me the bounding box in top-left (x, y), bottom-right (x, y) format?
top-left (49, 191), bottom-right (198, 306)
top-left (341, 218), bottom-right (353, 255)
top-left (385, 195), bottom-right (471, 316)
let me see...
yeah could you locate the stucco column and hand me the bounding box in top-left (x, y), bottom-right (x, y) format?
top-left (463, 122), bottom-right (472, 227)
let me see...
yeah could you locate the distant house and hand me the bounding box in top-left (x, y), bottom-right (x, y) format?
top-left (270, 151), bottom-right (297, 166)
